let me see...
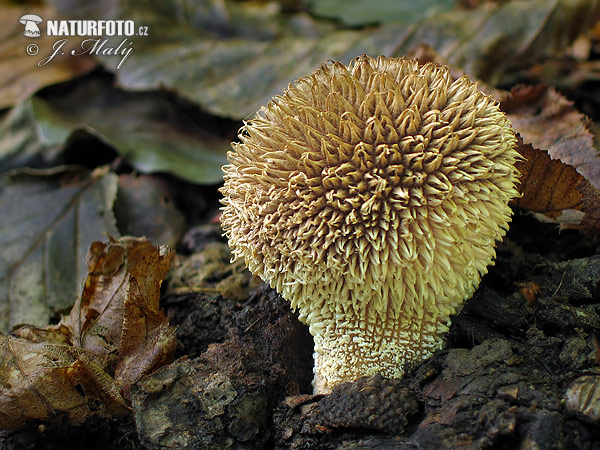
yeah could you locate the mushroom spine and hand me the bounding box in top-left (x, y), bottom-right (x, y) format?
top-left (220, 55), bottom-right (521, 393)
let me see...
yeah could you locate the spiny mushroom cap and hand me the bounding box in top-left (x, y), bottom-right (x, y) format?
top-left (220, 55), bottom-right (520, 393)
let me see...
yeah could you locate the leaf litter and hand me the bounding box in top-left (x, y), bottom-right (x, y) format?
top-left (0, 236), bottom-right (177, 428)
top-left (0, 4), bottom-right (96, 109)
top-left (502, 86), bottom-right (600, 235)
top-left (49, 0), bottom-right (600, 119)
top-left (0, 167), bottom-right (119, 332)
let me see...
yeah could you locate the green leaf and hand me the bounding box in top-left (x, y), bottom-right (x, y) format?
top-left (0, 167), bottom-right (119, 332)
top-left (306, 0), bottom-right (455, 26)
top-left (114, 174), bottom-right (187, 248)
top-left (30, 76), bottom-right (230, 184)
top-left (49, 0), bottom-right (598, 120)
top-left (0, 100), bottom-right (61, 173)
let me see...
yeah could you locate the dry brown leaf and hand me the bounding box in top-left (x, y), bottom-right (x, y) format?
top-left (576, 173), bottom-right (600, 235)
top-left (0, 237), bottom-right (176, 429)
top-left (0, 335), bottom-right (128, 429)
top-left (56, 236), bottom-right (176, 396)
top-left (56, 240), bottom-right (129, 354)
top-left (502, 86), bottom-right (600, 234)
top-left (512, 141), bottom-right (583, 217)
top-left (114, 246), bottom-right (177, 398)
top-left (504, 85), bottom-right (600, 190)
top-left (0, 5), bottom-right (97, 109)
top-left (512, 141), bottom-right (600, 234)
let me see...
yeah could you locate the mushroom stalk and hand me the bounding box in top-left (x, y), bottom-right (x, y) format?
top-left (220, 55), bottom-right (520, 393)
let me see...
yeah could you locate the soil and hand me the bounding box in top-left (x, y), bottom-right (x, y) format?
top-left (1, 199), bottom-right (599, 450)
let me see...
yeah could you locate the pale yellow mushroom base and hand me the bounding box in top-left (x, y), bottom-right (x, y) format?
top-left (280, 198), bottom-right (508, 393)
top-left (312, 317), bottom-right (445, 394)
top-left (306, 280), bottom-right (462, 394)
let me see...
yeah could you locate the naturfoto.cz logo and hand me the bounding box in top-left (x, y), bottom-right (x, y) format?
top-left (19, 15), bottom-right (148, 69)
top-left (19, 14), bottom-right (42, 37)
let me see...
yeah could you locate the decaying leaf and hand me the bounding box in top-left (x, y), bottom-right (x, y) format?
top-left (55, 237), bottom-right (177, 392)
top-left (504, 85), bottom-right (600, 190)
top-left (501, 87), bottom-right (600, 234)
top-left (511, 142), bottom-right (600, 235)
top-left (113, 240), bottom-right (177, 397)
top-left (0, 167), bottom-right (119, 332)
top-left (0, 335), bottom-right (129, 429)
top-left (0, 237), bottom-right (177, 429)
top-left (0, 99), bottom-right (61, 173)
top-left (0, 4), bottom-right (96, 109)
top-left (306, 0), bottom-right (455, 26)
top-left (565, 373), bottom-right (600, 422)
top-left (512, 142), bottom-right (583, 220)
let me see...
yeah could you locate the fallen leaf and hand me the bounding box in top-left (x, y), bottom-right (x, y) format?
top-left (114, 271), bottom-right (177, 397)
top-left (575, 174), bottom-right (600, 235)
top-left (61, 236), bottom-right (176, 397)
top-left (0, 99), bottom-right (119, 174)
top-left (305, 0), bottom-right (455, 26)
top-left (114, 174), bottom-right (187, 248)
top-left (30, 75), bottom-right (231, 184)
top-left (0, 335), bottom-right (129, 429)
top-left (56, 237), bottom-right (174, 362)
top-left (512, 141), bottom-right (600, 235)
top-left (0, 99), bottom-right (61, 173)
top-left (55, 239), bottom-right (128, 354)
top-left (62, 237), bottom-right (176, 398)
top-left (443, 0), bottom-right (598, 85)
top-left (501, 86), bottom-right (600, 234)
top-left (0, 4), bottom-right (96, 109)
top-left (50, 0), bottom-right (600, 119)
top-left (504, 85), bottom-right (600, 190)
top-left (512, 142), bottom-right (583, 218)
top-left (0, 167), bottom-right (119, 332)
top-left (0, 237), bottom-right (176, 429)
top-left (565, 374), bottom-right (600, 422)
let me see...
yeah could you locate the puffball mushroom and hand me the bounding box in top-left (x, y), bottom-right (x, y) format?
top-left (220, 55), bottom-right (520, 393)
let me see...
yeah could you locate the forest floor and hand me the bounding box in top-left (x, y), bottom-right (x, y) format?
top-left (1, 206), bottom-right (599, 450)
